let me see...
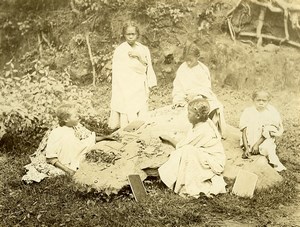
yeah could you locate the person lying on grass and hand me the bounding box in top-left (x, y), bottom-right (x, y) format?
top-left (239, 90), bottom-right (286, 172)
top-left (45, 103), bottom-right (99, 176)
top-left (171, 43), bottom-right (226, 138)
top-left (158, 98), bottom-right (227, 198)
top-left (22, 103), bottom-right (115, 183)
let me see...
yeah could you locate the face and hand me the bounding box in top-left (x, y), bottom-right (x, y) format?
top-left (124, 26), bottom-right (138, 46)
top-left (185, 55), bottom-right (198, 68)
top-left (253, 94), bottom-right (269, 111)
top-left (65, 109), bottom-right (79, 127)
top-left (187, 106), bottom-right (200, 126)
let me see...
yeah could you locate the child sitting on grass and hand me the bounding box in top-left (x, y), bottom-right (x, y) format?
top-left (45, 103), bottom-right (97, 176)
top-left (158, 98), bottom-right (227, 198)
top-left (239, 90), bottom-right (286, 172)
top-left (22, 103), bottom-right (113, 183)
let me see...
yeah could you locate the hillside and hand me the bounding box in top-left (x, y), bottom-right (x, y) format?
top-left (1, 0), bottom-right (300, 90)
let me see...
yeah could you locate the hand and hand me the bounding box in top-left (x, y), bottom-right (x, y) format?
top-left (159, 135), bottom-right (177, 148)
top-left (172, 103), bottom-right (186, 109)
top-left (242, 148), bottom-right (251, 159)
top-left (66, 169), bottom-right (76, 177)
top-left (250, 144), bottom-right (260, 155)
top-left (270, 130), bottom-right (280, 137)
top-left (185, 94), bottom-right (203, 103)
top-left (128, 50), bottom-right (141, 60)
top-left (159, 134), bottom-right (173, 143)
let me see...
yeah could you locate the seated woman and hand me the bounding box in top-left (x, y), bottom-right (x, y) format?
top-left (172, 44), bottom-right (226, 138)
top-left (158, 98), bottom-right (227, 198)
top-left (22, 103), bottom-right (113, 183)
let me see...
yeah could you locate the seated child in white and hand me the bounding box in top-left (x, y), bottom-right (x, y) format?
top-left (172, 44), bottom-right (226, 138)
top-left (239, 90), bottom-right (286, 172)
top-left (158, 98), bottom-right (227, 198)
top-left (45, 104), bottom-right (97, 175)
top-left (22, 103), bottom-right (113, 183)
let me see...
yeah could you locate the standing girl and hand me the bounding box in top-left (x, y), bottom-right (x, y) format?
top-left (109, 21), bottom-right (157, 130)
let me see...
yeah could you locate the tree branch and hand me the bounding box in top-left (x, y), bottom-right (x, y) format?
top-left (226, 0), bottom-right (243, 17)
top-left (37, 34), bottom-right (43, 58)
top-left (85, 33), bottom-right (96, 87)
top-left (239, 31), bottom-right (300, 48)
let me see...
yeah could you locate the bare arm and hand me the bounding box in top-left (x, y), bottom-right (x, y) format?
top-left (159, 135), bottom-right (178, 148)
top-left (46, 158), bottom-right (75, 176)
top-left (251, 136), bottom-right (265, 155)
top-left (241, 128), bottom-right (250, 158)
top-left (128, 50), bottom-right (148, 66)
top-left (95, 135), bottom-right (117, 142)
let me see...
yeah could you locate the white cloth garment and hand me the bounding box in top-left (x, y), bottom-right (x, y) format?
top-left (172, 61), bottom-right (212, 105)
top-left (109, 41), bottom-right (157, 129)
top-left (239, 104), bottom-right (286, 171)
top-left (22, 123), bottom-right (96, 183)
top-left (45, 126), bottom-right (95, 171)
top-left (172, 61), bottom-right (226, 136)
top-left (158, 119), bottom-right (227, 198)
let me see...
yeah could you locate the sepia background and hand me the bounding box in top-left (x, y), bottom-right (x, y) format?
top-left (0, 0), bottom-right (299, 226)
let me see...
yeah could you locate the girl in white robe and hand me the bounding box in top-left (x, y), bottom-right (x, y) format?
top-left (239, 90), bottom-right (286, 172)
top-left (109, 21), bottom-right (157, 130)
top-left (172, 44), bottom-right (226, 138)
top-left (158, 98), bottom-right (227, 198)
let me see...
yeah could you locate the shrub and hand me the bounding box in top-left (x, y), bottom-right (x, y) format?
top-left (0, 59), bottom-right (106, 151)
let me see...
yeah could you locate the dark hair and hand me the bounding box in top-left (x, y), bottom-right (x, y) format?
top-left (122, 21), bottom-right (140, 38)
top-left (252, 90), bottom-right (271, 101)
top-left (183, 43), bottom-right (200, 59)
top-left (188, 98), bottom-right (210, 122)
top-left (56, 103), bottom-right (76, 126)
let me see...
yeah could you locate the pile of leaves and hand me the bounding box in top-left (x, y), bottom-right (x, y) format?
top-left (85, 149), bottom-right (120, 164)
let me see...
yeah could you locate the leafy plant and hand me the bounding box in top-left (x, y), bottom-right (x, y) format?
top-left (146, 2), bottom-right (185, 25)
top-left (0, 58), bottom-right (106, 143)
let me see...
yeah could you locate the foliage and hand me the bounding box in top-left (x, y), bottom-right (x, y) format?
top-left (146, 2), bottom-right (185, 25)
top-left (1, 19), bottom-right (20, 56)
top-left (1, 14), bottom-right (58, 65)
top-left (1, 0), bottom-right (299, 145)
top-left (0, 0), bottom-right (68, 11)
top-left (93, 45), bottom-right (115, 82)
top-left (0, 57), bottom-right (106, 143)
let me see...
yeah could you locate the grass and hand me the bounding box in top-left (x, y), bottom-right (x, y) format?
top-left (1, 84), bottom-right (300, 226)
top-left (0, 138), bottom-right (299, 227)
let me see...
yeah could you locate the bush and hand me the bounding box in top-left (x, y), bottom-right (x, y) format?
top-left (0, 59), bottom-right (106, 151)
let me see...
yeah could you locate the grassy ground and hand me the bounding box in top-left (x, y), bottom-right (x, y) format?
top-left (1, 81), bottom-right (300, 226)
top-left (0, 155), bottom-right (298, 226)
